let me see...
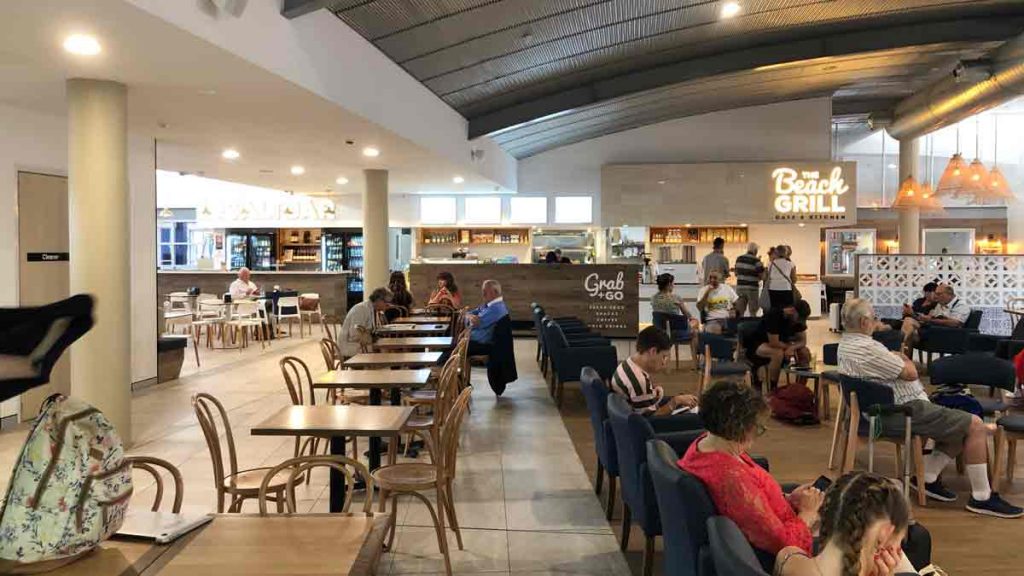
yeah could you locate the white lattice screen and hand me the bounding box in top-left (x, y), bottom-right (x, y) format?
top-left (856, 254), bottom-right (1024, 335)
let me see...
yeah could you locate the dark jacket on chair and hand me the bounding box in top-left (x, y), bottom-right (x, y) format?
top-left (486, 314), bottom-right (517, 395)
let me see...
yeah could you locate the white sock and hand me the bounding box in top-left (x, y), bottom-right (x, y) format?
top-left (967, 464), bottom-right (992, 501)
top-left (924, 438), bottom-right (935, 451)
top-left (923, 451), bottom-right (952, 483)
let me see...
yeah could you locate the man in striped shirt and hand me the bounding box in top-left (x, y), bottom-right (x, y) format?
top-left (734, 243), bottom-right (764, 317)
top-left (611, 326), bottom-right (701, 430)
top-left (838, 297), bottom-right (1022, 518)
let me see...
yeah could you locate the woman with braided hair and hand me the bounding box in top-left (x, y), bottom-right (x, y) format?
top-left (776, 472), bottom-right (921, 576)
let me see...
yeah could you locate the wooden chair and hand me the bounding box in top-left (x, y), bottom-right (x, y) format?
top-left (992, 414), bottom-right (1024, 492)
top-left (372, 387), bottom-right (474, 576)
top-left (320, 338), bottom-right (370, 406)
top-left (257, 455), bottom-right (373, 515)
top-left (127, 456), bottom-right (184, 513)
top-left (402, 351), bottom-right (462, 461)
top-left (192, 392), bottom-right (294, 513)
top-left (280, 356), bottom-right (345, 465)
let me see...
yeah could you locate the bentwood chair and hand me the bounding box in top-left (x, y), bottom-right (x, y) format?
top-left (126, 456), bottom-right (184, 513)
top-left (279, 356), bottom-right (351, 465)
top-left (257, 455), bottom-right (373, 515)
top-left (319, 338), bottom-right (370, 406)
top-left (373, 387), bottom-right (474, 576)
top-left (401, 350), bottom-right (463, 462)
top-left (192, 392), bottom-right (294, 513)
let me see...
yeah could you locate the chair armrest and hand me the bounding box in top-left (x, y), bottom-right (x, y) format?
top-left (968, 333), bottom-right (1003, 353)
top-left (655, 428), bottom-right (704, 455)
top-left (751, 456), bottom-right (769, 472)
top-left (557, 346), bottom-right (617, 380)
top-left (567, 336), bottom-right (611, 346)
top-left (919, 325), bottom-right (973, 353)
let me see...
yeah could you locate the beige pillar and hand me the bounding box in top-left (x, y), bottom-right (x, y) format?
top-left (67, 79), bottom-right (131, 443)
top-left (362, 169), bottom-right (389, 296)
top-left (897, 137), bottom-right (921, 254)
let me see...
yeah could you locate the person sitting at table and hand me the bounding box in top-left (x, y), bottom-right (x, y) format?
top-left (338, 287), bottom-right (391, 358)
top-left (899, 283), bottom-right (969, 355)
top-left (611, 326), bottom-right (701, 431)
top-left (229, 267), bottom-right (258, 301)
top-left (465, 279), bottom-right (508, 356)
top-left (679, 380), bottom-right (822, 559)
top-left (386, 271), bottom-right (414, 322)
top-left (696, 271), bottom-right (738, 334)
top-left (427, 271), bottom-right (462, 310)
top-left (743, 299), bottom-right (811, 389)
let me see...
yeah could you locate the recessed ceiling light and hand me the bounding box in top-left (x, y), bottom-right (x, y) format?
top-left (453, 175), bottom-right (465, 184)
top-left (63, 34), bottom-right (102, 56)
top-left (259, 169), bottom-right (274, 174)
top-left (720, 1), bottom-right (741, 19)
top-left (221, 148), bottom-right (240, 160)
top-left (290, 165), bottom-right (305, 175)
top-left (798, 222), bottom-right (806, 227)
top-left (685, 223), bottom-right (692, 227)
top-left (362, 147), bottom-right (380, 158)
top-left (740, 223), bottom-right (748, 227)
top-left (198, 89), bottom-right (217, 96)
top-left (657, 180), bottom-right (666, 185)
top-left (336, 176), bottom-right (349, 185)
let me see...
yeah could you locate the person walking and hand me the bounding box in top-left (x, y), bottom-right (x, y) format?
top-left (700, 237), bottom-right (730, 285)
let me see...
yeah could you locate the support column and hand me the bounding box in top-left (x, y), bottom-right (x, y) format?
top-left (897, 137), bottom-right (921, 254)
top-left (67, 79), bottom-right (131, 443)
top-left (362, 169), bottom-right (389, 295)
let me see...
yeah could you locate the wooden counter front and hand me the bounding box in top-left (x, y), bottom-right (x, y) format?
top-left (157, 272), bottom-right (349, 318)
top-left (409, 263), bottom-right (640, 338)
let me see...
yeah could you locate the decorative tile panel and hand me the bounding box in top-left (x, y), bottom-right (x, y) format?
top-left (856, 254), bottom-right (1024, 336)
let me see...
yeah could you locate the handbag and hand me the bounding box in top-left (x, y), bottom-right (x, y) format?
top-left (771, 260), bottom-right (802, 302)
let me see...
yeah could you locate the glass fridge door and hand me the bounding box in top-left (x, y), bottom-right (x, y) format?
top-left (250, 233), bottom-right (276, 271)
top-left (227, 234), bottom-right (248, 271)
top-left (345, 234), bottom-right (364, 296)
top-left (322, 232), bottom-right (346, 272)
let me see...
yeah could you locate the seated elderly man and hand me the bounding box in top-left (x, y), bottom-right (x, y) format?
top-left (229, 267), bottom-right (259, 301)
top-left (900, 283), bottom-right (969, 355)
top-left (465, 279), bottom-right (509, 356)
top-left (338, 287), bottom-right (391, 358)
top-left (839, 297), bottom-right (1022, 518)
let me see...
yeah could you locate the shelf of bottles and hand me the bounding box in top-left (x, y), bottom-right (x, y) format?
top-left (420, 228), bottom-right (530, 245)
top-left (228, 236), bottom-right (248, 270)
top-left (251, 235), bottom-right (276, 270)
top-left (279, 228), bottom-right (323, 266)
top-left (346, 235), bottom-right (363, 294)
top-left (650, 226), bottom-right (748, 245)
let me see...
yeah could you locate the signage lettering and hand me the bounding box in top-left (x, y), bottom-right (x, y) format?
top-left (27, 252), bottom-right (69, 262)
top-left (584, 271), bottom-right (625, 301)
top-left (772, 166), bottom-right (848, 217)
top-left (197, 197), bottom-right (337, 222)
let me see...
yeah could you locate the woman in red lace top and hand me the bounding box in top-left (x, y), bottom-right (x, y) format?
top-left (678, 380), bottom-right (823, 555)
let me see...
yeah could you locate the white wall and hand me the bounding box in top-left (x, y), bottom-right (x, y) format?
top-left (517, 98), bottom-right (833, 224)
top-left (127, 0), bottom-right (517, 192)
top-left (0, 102), bottom-right (157, 390)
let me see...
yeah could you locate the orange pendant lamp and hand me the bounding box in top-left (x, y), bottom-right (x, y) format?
top-left (892, 175), bottom-right (923, 209)
top-left (935, 124), bottom-right (967, 197)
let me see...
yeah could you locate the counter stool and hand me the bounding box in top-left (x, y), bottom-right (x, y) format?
top-left (992, 414), bottom-right (1024, 492)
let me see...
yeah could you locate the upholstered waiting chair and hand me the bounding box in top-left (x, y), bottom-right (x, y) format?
top-left (580, 367), bottom-right (620, 520)
top-left (192, 392), bottom-right (294, 513)
top-left (930, 353), bottom-right (1016, 417)
top-left (837, 375), bottom-right (925, 506)
top-left (372, 387), bottom-right (474, 576)
top-left (646, 438), bottom-right (718, 576)
top-left (699, 333), bottom-right (750, 396)
top-left (915, 309), bottom-right (983, 363)
top-left (127, 456), bottom-right (184, 513)
top-left (257, 455), bottom-right (372, 515)
top-left (545, 320), bottom-right (617, 407)
top-left (608, 395), bottom-right (704, 576)
top-left (652, 312), bottom-right (694, 370)
top-left (707, 516), bottom-right (771, 576)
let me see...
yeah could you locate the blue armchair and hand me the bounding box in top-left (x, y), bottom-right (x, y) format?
top-left (608, 395), bottom-right (703, 576)
top-left (580, 367), bottom-right (620, 521)
top-left (915, 309), bottom-right (983, 363)
top-left (707, 516), bottom-right (770, 576)
top-left (699, 332), bottom-right (751, 395)
top-left (930, 353), bottom-right (1016, 417)
top-left (652, 311), bottom-right (694, 369)
top-left (646, 438), bottom-right (718, 576)
top-left (545, 321), bottom-right (617, 407)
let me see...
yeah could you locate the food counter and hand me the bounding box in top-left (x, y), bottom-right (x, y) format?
top-left (408, 263), bottom-right (640, 338)
top-left (157, 271), bottom-right (351, 318)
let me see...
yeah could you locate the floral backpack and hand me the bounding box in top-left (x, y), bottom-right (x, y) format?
top-left (0, 394), bottom-right (132, 572)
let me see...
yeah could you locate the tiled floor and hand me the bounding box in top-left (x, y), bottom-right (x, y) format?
top-left (0, 334), bottom-right (631, 575)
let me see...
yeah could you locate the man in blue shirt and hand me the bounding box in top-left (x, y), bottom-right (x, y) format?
top-left (467, 279), bottom-right (508, 355)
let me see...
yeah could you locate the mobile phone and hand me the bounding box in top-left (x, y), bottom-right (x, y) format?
top-left (812, 475), bottom-right (833, 492)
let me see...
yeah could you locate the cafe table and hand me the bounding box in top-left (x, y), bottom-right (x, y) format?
top-left (343, 351), bottom-right (442, 369)
top-left (50, 513), bottom-right (389, 576)
top-left (374, 336), bottom-right (453, 351)
top-left (375, 323), bottom-right (448, 337)
top-left (391, 315), bottom-right (449, 324)
top-left (251, 405), bottom-right (413, 513)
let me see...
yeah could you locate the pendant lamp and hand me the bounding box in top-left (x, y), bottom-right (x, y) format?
top-left (988, 115), bottom-right (1015, 202)
top-left (892, 176), bottom-right (923, 209)
top-left (964, 117), bottom-right (991, 202)
top-left (935, 124), bottom-right (967, 196)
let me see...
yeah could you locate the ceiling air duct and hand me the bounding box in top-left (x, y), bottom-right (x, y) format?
top-left (886, 33), bottom-right (1024, 141)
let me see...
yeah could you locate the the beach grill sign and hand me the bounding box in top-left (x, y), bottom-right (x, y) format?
top-left (770, 164), bottom-right (854, 222)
